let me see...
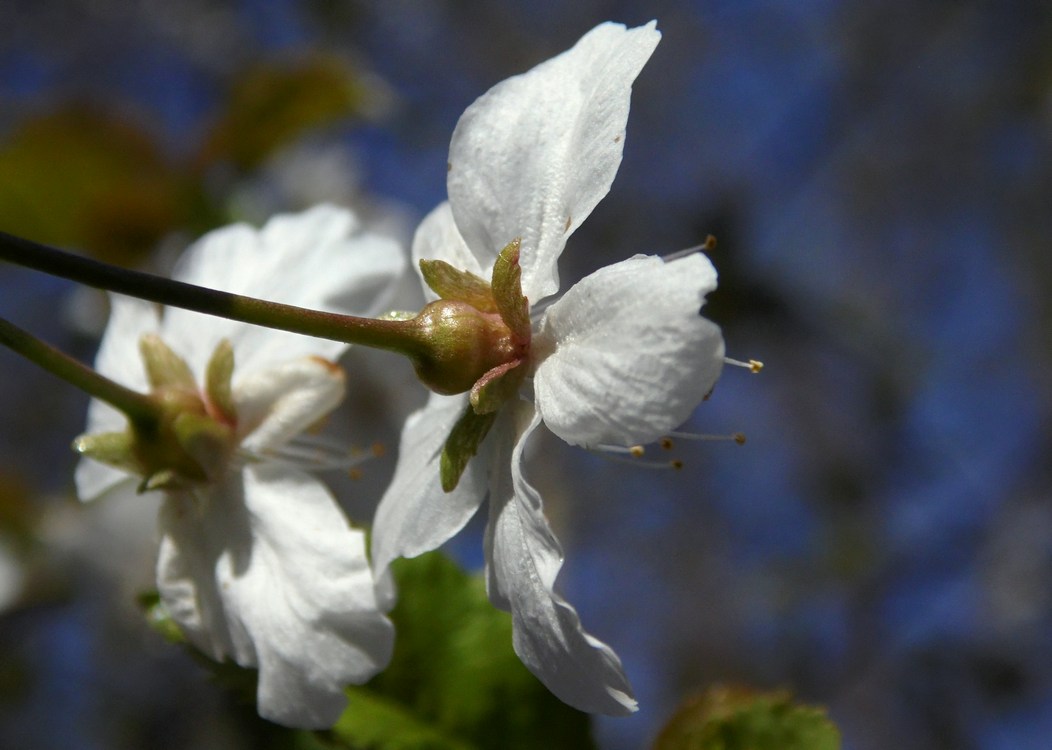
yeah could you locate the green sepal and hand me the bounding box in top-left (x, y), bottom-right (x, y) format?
top-left (470, 360), bottom-right (526, 415)
top-left (204, 338), bottom-right (237, 423)
top-left (139, 333), bottom-right (196, 391)
top-left (440, 407), bottom-right (497, 492)
top-left (419, 259), bottom-right (498, 313)
top-left (490, 239), bottom-right (531, 344)
top-left (71, 430), bottom-right (140, 474)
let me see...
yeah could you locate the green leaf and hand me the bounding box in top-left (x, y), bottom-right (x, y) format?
top-left (333, 552), bottom-right (595, 750)
top-left (199, 54), bottom-right (382, 170)
top-left (439, 407), bottom-right (497, 492)
top-left (418, 259), bottom-right (498, 313)
top-left (0, 106), bottom-right (187, 265)
top-left (652, 685), bottom-right (841, 750)
top-left (490, 239), bottom-right (531, 344)
top-left (328, 688), bottom-right (474, 750)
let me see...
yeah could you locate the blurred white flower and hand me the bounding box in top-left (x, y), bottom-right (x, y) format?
top-left (75, 205), bottom-right (406, 728)
top-left (372, 22), bottom-right (725, 715)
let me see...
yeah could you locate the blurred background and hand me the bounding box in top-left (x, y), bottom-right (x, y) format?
top-left (0, 1), bottom-right (1050, 748)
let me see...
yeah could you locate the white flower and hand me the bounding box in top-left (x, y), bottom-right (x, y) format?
top-left (372, 22), bottom-right (725, 715)
top-left (74, 205), bottom-right (405, 728)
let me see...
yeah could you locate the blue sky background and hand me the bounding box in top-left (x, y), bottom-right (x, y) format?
top-left (1, 1), bottom-right (1050, 748)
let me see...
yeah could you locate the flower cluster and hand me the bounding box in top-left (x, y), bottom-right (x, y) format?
top-left (73, 21), bottom-right (730, 728)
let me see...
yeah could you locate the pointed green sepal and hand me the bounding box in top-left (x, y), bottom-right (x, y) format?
top-left (72, 431), bottom-right (140, 474)
top-left (419, 259), bottom-right (498, 313)
top-left (440, 407), bottom-right (497, 492)
top-left (470, 359), bottom-right (526, 415)
top-left (204, 339), bottom-right (237, 423)
top-left (139, 333), bottom-right (196, 391)
top-left (490, 239), bottom-right (531, 344)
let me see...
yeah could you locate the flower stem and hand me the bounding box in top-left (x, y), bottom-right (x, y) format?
top-left (0, 316), bottom-right (159, 425)
top-left (0, 230), bottom-right (429, 357)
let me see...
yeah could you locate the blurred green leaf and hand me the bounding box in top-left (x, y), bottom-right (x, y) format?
top-left (0, 106), bottom-right (191, 265)
top-left (652, 685), bottom-right (841, 750)
top-left (198, 54), bottom-right (382, 171)
top-left (332, 551), bottom-right (595, 750)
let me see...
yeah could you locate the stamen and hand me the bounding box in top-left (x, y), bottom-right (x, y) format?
top-left (595, 443), bottom-right (646, 457)
top-left (666, 430), bottom-right (747, 445)
top-left (589, 442), bottom-right (680, 469)
top-left (245, 434), bottom-right (385, 474)
top-left (662, 235), bottom-right (717, 262)
top-left (724, 357), bottom-right (764, 373)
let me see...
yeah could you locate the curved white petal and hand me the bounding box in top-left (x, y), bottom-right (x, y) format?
top-left (534, 253), bottom-right (725, 448)
top-left (73, 458), bottom-right (135, 503)
top-left (74, 294), bottom-right (160, 501)
top-left (412, 201), bottom-right (486, 297)
top-left (91, 293), bottom-right (160, 390)
top-left (235, 356), bottom-right (346, 453)
top-left (162, 205), bottom-right (406, 376)
top-left (370, 392), bottom-right (493, 601)
top-left (156, 464), bottom-right (393, 729)
top-left (447, 22), bottom-right (660, 300)
top-left (485, 402), bottom-right (636, 714)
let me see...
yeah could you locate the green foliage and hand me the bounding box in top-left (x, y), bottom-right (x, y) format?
top-left (652, 686), bottom-right (841, 750)
top-left (0, 107), bottom-right (189, 265)
top-left (0, 55), bottom-right (387, 267)
top-left (331, 551), bottom-right (595, 750)
top-left (198, 54), bottom-right (377, 171)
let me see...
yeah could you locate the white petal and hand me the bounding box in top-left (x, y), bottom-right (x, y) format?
top-left (74, 294), bottom-right (160, 501)
top-left (91, 293), bottom-right (160, 389)
top-left (162, 204), bottom-right (406, 376)
top-left (534, 254), bottom-right (725, 448)
top-left (370, 392), bottom-right (492, 602)
top-left (156, 464), bottom-right (394, 729)
top-left (447, 22), bottom-right (660, 300)
top-left (412, 201), bottom-right (486, 298)
top-left (235, 356), bottom-right (346, 453)
top-left (485, 403), bottom-right (636, 714)
top-left (73, 458), bottom-right (134, 503)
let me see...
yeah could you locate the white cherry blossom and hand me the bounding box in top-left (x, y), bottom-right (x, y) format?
top-left (372, 22), bottom-right (726, 715)
top-left (75, 205), bottom-right (405, 728)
